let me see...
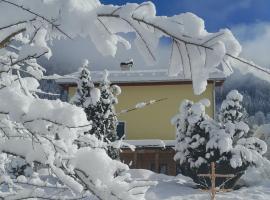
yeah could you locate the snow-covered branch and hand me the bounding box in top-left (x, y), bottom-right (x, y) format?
top-left (96, 2), bottom-right (270, 93)
top-left (117, 98), bottom-right (168, 115)
top-left (0, 0), bottom-right (72, 39)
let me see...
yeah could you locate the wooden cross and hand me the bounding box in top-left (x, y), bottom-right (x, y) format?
top-left (198, 162), bottom-right (235, 200)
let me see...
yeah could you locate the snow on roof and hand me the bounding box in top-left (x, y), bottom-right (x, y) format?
top-left (55, 69), bottom-right (226, 85)
top-left (121, 139), bottom-right (175, 149)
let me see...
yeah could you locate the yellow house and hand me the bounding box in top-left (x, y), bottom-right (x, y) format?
top-left (56, 69), bottom-right (224, 175)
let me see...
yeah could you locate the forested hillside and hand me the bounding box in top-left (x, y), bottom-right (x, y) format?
top-left (216, 70), bottom-right (270, 125)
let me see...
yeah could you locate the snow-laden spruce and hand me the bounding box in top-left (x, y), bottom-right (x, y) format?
top-left (71, 64), bottom-right (122, 159)
top-left (70, 59), bottom-right (100, 108)
top-left (173, 90), bottom-right (267, 188)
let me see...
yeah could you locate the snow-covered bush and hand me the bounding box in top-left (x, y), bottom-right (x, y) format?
top-left (173, 90), bottom-right (267, 188)
top-left (71, 66), bottom-right (121, 159)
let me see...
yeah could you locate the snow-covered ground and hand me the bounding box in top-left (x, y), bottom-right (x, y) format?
top-left (126, 160), bottom-right (270, 200)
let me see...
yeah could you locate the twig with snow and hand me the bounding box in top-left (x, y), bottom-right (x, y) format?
top-left (117, 98), bottom-right (168, 115)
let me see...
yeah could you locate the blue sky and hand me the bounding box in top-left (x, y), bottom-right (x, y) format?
top-left (101, 0), bottom-right (270, 32)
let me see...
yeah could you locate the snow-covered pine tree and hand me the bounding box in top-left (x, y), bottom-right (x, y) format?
top-left (219, 90), bottom-right (249, 141)
top-left (71, 67), bottom-right (121, 159)
top-left (172, 99), bottom-right (211, 185)
top-left (70, 60), bottom-right (98, 108)
top-left (219, 90), bottom-right (245, 124)
top-left (217, 91), bottom-right (267, 169)
top-left (86, 70), bottom-right (122, 159)
top-left (173, 91), bottom-right (267, 189)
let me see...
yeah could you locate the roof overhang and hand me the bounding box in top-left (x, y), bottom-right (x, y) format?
top-left (55, 69), bottom-right (226, 87)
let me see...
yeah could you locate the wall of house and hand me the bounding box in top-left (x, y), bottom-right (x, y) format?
top-left (120, 148), bottom-right (177, 176)
top-left (68, 82), bottom-right (214, 140)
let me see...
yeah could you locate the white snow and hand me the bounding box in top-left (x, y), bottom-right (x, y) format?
top-left (72, 148), bottom-right (128, 184)
top-left (122, 140), bottom-right (175, 148)
top-left (56, 69), bottom-right (226, 85)
top-left (124, 165), bottom-right (270, 200)
top-left (84, 87), bottom-right (101, 106)
top-left (135, 102), bottom-right (147, 109)
top-left (1, 1), bottom-right (270, 199)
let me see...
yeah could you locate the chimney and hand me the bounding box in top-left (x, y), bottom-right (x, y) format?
top-left (120, 59), bottom-right (133, 71)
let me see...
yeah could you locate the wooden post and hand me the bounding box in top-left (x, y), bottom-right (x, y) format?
top-left (211, 162), bottom-right (215, 200)
top-left (198, 162), bottom-right (234, 200)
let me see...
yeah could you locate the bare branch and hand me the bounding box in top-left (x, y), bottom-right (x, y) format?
top-left (23, 118), bottom-right (92, 129)
top-left (74, 168), bottom-right (103, 200)
top-left (0, 28), bottom-right (26, 48)
top-left (0, 127), bottom-right (10, 139)
top-left (227, 54), bottom-right (270, 74)
top-left (175, 40), bottom-right (185, 77)
top-left (16, 69), bottom-right (29, 96)
top-left (12, 179), bottom-right (68, 190)
top-left (10, 50), bottom-right (48, 66)
top-left (2, 194), bottom-right (87, 200)
top-left (222, 58), bottom-right (233, 73)
top-left (0, 78), bottom-right (19, 90)
top-left (41, 135), bottom-right (67, 153)
top-left (97, 18), bottom-right (112, 35)
top-left (29, 26), bottom-right (41, 44)
top-left (201, 32), bottom-right (225, 46)
top-left (169, 39), bottom-right (175, 71)
top-left (0, 17), bottom-right (36, 31)
top-left (184, 43), bottom-right (193, 80)
top-left (111, 7), bottom-right (122, 15)
top-left (1, 0), bottom-right (72, 39)
top-left (98, 14), bottom-right (156, 62)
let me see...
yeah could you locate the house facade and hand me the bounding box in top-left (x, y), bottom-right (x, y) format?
top-left (56, 69), bottom-right (224, 175)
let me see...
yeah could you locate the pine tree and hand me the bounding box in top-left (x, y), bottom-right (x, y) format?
top-left (219, 90), bottom-right (245, 124)
top-left (219, 90), bottom-right (249, 142)
top-left (71, 65), bottom-right (121, 159)
top-left (173, 99), bottom-right (211, 182)
top-left (87, 70), bottom-right (121, 159)
top-left (173, 91), bottom-right (267, 189)
top-left (70, 60), bottom-right (96, 107)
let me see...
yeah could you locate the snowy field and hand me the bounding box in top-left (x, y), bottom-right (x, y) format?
top-left (127, 163), bottom-right (270, 200)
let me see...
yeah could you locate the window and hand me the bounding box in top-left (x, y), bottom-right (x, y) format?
top-left (116, 121), bottom-right (125, 139)
top-left (159, 164), bottom-right (168, 174)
